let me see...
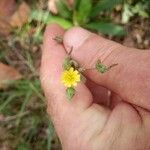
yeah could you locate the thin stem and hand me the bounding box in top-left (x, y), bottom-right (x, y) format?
top-left (108, 63), bottom-right (118, 70)
top-left (68, 46), bottom-right (73, 55)
top-left (81, 68), bottom-right (96, 72)
top-left (0, 111), bottom-right (30, 123)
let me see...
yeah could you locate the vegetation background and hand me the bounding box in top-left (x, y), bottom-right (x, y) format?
top-left (0, 0), bottom-right (149, 149)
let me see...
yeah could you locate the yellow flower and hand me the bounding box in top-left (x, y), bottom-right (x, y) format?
top-left (61, 67), bottom-right (80, 87)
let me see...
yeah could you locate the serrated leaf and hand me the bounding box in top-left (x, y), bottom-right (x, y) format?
top-left (66, 87), bottom-right (75, 100)
top-left (56, 0), bottom-right (72, 19)
top-left (91, 0), bottom-right (123, 17)
top-left (86, 22), bottom-right (125, 36)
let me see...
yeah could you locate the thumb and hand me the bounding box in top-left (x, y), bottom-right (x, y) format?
top-left (63, 27), bottom-right (150, 110)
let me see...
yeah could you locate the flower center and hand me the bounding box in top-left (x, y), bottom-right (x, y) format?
top-left (66, 73), bottom-right (75, 83)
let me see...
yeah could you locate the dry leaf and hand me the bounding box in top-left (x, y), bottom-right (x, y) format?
top-left (48, 0), bottom-right (59, 14)
top-left (0, 18), bottom-right (12, 36)
top-left (0, 0), bottom-right (16, 36)
top-left (0, 0), bottom-right (16, 18)
top-left (0, 62), bottom-right (22, 89)
top-left (10, 2), bottom-right (31, 27)
top-left (48, 0), bottom-right (73, 14)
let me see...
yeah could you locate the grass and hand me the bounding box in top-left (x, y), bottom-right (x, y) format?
top-left (0, 2), bottom-right (61, 147)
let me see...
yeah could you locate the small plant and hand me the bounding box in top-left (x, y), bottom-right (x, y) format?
top-left (54, 36), bottom-right (118, 100)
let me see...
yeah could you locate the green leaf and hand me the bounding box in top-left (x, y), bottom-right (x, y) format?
top-left (66, 87), bottom-right (75, 100)
top-left (86, 22), bottom-right (125, 36)
top-left (56, 0), bottom-right (72, 19)
top-left (91, 0), bottom-right (123, 17)
top-left (49, 16), bottom-right (73, 29)
top-left (74, 0), bottom-right (92, 25)
top-left (30, 10), bottom-right (73, 29)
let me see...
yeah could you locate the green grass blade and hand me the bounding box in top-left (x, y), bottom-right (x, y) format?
top-left (16, 91), bottom-right (32, 126)
top-left (0, 94), bottom-right (17, 112)
top-left (47, 121), bottom-right (54, 150)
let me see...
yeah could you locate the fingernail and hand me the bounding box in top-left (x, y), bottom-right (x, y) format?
top-left (64, 27), bottom-right (91, 49)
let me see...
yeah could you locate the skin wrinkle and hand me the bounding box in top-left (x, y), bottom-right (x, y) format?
top-left (88, 104), bottom-right (111, 145)
top-left (100, 112), bottom-right (123, 150)
top-left (98, 102), bottom-right (143, 150)
top-left (108, 125), bottom-right (122, 150)
top-left (97, 49), bottom-right (150, 111)
top-left (129, 104), bottom-right (143, 126)
top-left (106, 107), bottom-right (126, 150)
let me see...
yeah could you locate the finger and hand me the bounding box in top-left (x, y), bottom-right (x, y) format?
top-left (63, 27), bottom-right (150, 110)
top-left (40, 24), bottom-right (94, 120)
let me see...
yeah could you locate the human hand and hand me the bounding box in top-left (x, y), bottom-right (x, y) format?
top-left (40, 24), bottom-right (150, 150)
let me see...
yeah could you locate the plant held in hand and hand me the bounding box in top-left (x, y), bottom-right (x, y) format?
top-left (54, 35), bottom-right (118, 100)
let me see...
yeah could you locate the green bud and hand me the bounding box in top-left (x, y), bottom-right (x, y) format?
top-left (95, 62), bottom-right (108, 73)
top-left (63, 57), bottom-right (73, 70)
top-left (66, 87), bottom-right (75, 100)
